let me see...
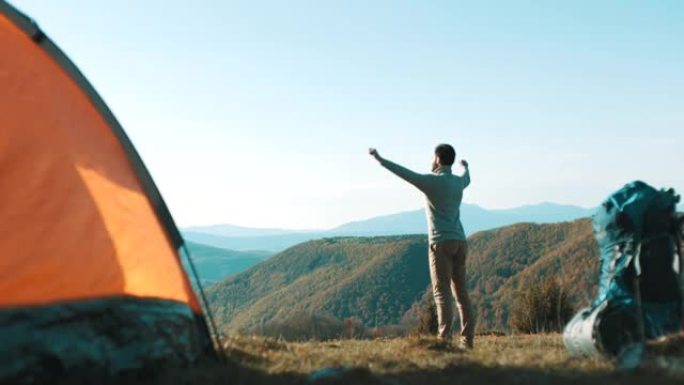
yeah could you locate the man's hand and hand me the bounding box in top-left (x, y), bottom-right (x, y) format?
top-left (460, 159), bottom-right (469, 168)
top-left (368, 147), bottom-right (381, 161)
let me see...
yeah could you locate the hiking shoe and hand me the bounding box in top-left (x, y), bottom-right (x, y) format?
top-left (459, 338), bottom-right (474, 350)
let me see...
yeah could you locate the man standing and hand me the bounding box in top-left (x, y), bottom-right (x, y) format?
top-left (369, 144), bottom-right (474, 348)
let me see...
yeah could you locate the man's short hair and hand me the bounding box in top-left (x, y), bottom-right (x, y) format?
top-left (434, 143), bottom-right (455, 166)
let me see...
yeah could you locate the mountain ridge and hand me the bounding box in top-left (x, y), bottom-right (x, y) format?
top-left (184, 202), bottom-right (594, 252)
top-left (206, 235), bottom-right (430, 332)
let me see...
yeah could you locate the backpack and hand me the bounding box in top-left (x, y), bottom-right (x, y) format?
top-left (564, 181), bottom-right (683, 357)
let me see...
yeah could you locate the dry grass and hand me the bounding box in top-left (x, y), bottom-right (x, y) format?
top-left (223, 333), bottom-right (610, 375)
top-left (118, 334), bottom-right (682, 385)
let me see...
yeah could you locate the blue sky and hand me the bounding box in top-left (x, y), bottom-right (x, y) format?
top-left (10, 0), bottom-right (684, 229)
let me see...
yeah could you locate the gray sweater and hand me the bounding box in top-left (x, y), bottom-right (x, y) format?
top-left (379, 158), bottom-right (470, 244)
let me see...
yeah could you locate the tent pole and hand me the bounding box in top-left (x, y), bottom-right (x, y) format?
top-left (181, 243), bottom-right (227, 361)
top-left (677, 215), bottom-right (684, 331)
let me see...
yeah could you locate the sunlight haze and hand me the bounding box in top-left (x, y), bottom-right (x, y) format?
top-left (11, 0), bottom-right (684, 229)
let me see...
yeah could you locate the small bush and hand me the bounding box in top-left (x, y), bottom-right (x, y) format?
top-left (252, 312), bottom-right (371, 341)
top-left (342, 317), bottom-right (368, 339)
top-left (411, 292), bottom-right (438, 336)
top-left (370, 324), bottom-right (407, 339)
top-left (509, 278), bottom-right (574, 334)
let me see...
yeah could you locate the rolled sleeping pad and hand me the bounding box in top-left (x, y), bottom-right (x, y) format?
top-left (564, 300), bottom-right (643, 358)
top-left (563, 305), bottom-right (602, 357)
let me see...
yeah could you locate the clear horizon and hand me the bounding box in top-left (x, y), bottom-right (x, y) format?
top-left (184, 200), bottom-right (598, 231)
top-left (11, 1), bottom-right (684, 229)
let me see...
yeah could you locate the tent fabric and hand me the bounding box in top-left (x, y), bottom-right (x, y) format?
top-left (0, 1), bottom-right (215, 380)
top-left (0, 3), bottom-right (198, 310)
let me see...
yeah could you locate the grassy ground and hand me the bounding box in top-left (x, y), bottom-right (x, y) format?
top-left (223, 333), bottom-right (608, 374)
top-left (137, 333), bottom-right (683, 385)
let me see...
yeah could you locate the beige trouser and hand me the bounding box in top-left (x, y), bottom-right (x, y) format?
top-left (429, 240), bottom-right (474, 345)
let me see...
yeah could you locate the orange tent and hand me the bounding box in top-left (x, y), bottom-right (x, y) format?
top-left (0, 1), bottom-right (215, 381)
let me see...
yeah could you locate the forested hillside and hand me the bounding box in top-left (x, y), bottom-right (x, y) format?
top-left (206, 236), bottom-right (430, 333)
top-left (207, 219), bottom-right (600, 333)
top-left (464, 219), bottom-right (598, 330)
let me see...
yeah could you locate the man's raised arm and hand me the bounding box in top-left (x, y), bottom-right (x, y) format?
top-left (369, 148), bottom-right (429, 192)
top-left (461, 160), bottom-right (471, 188)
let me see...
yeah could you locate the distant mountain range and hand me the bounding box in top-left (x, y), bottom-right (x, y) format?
top-left (206, 219), bottom-right (599, 333)
top-left (183, 202), bottom-right (594, 252)
top-left (184, 224), bottom-right (311, 238)
top-left (327, 202), bottom-right (594, 235)
top-left (182, 242), bottom-right (270, 286)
